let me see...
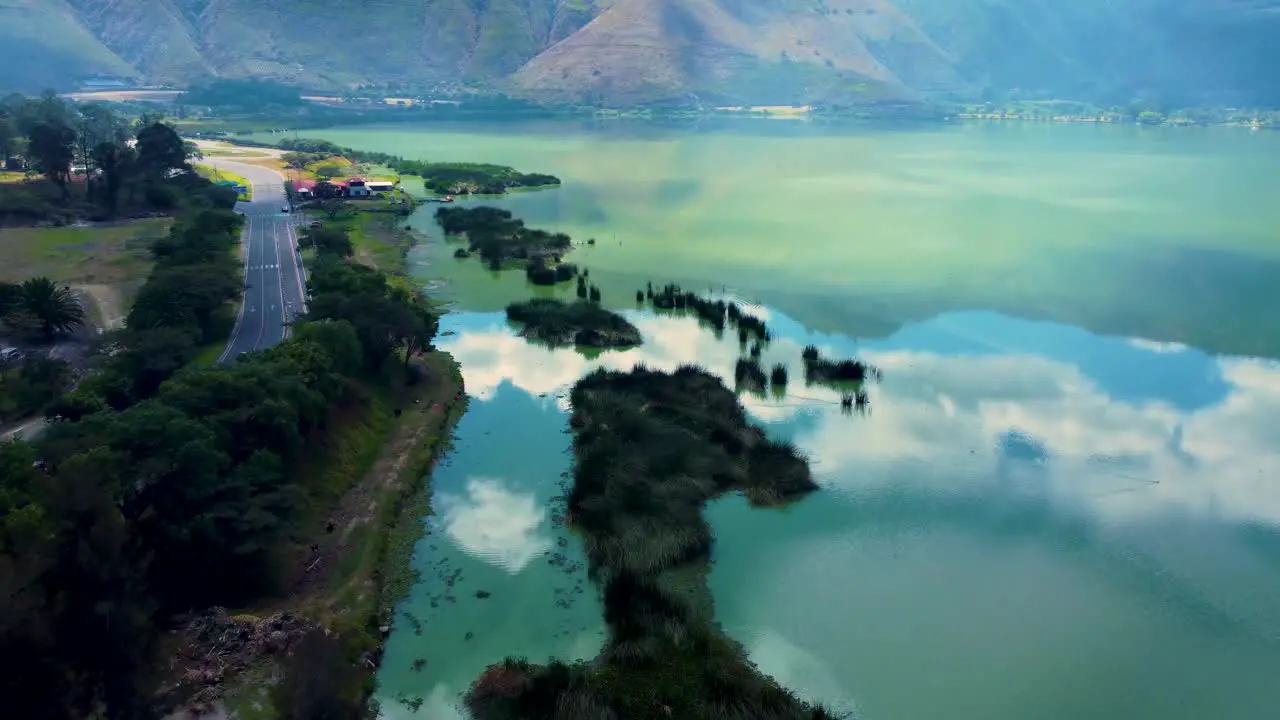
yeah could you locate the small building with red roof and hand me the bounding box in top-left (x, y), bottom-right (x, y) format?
top-left (346, 176), bottom-right (370, 197)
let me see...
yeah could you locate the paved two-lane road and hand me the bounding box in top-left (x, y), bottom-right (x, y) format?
top-left (207, 160), bottom-right (309, 362)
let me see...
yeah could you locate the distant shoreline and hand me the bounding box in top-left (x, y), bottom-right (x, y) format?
top-left (954, 113), bottom-right (1273, 129)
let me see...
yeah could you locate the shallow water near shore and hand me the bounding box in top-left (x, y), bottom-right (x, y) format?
top-left (376, 304), bottom-right (1280, 719)
top-left (328, 121), bottom-right (1280, 719)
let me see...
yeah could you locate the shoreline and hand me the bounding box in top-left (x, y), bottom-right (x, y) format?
top-left (160, 202), bottom-right (469, 718)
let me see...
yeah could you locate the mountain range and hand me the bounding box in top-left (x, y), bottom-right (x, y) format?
top-left (2, 0), bottom-right (1278, 106)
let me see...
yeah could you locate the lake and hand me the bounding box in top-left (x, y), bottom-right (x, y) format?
top-left (286, 122), bottom-right (1280, 719)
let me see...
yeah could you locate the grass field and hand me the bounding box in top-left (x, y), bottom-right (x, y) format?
top-left (193, 164), bottom-right (253, 200)
top-left (0, 219), bottom-right (170, 326)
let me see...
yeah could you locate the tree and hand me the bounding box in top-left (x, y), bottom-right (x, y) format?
top-left (135, 122), bottom-right (188, 178)
top-left (402, 302), bottom-right (439, 373)
top-left (91, 141), bottom-right (135, 216)
top-left (16, 277), bottom-right (85, 339)
top-left (112, 326), bottom-right (201, 399)
top-left (0, 113), bottom-right (17, 160)
top-left (0, 281), bottom-right (18, 318)
top-left (26, 121), bottom-right (76, 201)
top-left (319, 199), bottom-right (353, 220)
top-left (74, 103), bottom-right (125, 178)
top-left (45, 389), bottom-right (108, 422)
top-left (0, 448), bottom-right (159, 718)
top-left (314, 163), bottom-right (344, 179)
top-left (282, 151), bottom-right (320, 169)
top-left (127, 264), bottom-right (241, 342)
top-left (304, 226), bottom-right (353, 257)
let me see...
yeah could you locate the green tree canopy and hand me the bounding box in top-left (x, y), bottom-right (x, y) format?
top-left (135, 122), bottom-right (188, 178)
top-left (26, 121), bottom-right (75, 199)
top-left (9, 277), bottom-right (85, 339)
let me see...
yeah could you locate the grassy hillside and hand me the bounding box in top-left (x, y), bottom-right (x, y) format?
top-left (64, 0), bottom-right (210, 83)
top-left (0, 0), bottom-right (136, 91)
top-left (510, 0), bottom-right (955, 105)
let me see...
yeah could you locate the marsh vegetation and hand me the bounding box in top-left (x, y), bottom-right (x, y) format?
top-left (436, 206), bottom-right (572, 270)
top-left (801, 344), bottom-right (881, 387)
top-left (640, 283), bottom-right (770, 342)
top-left (466, 366), bottom-right (839, 719)
top-left (505, 298), bottom-right (641, 349)
top-left (524, 258), bottom-right (577, 286)
top-left (734, 357), bottom-right (768, 397)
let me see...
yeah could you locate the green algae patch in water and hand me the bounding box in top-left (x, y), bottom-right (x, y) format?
top-left (464, 365), bottom-right (840, 719)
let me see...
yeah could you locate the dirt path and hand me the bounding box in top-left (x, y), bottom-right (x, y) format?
top-left (294, 352), bottom-right (465, 614)
top-left (74, 283), bottom-right (126, 330)
top-left (1, 415), bottom-right (46, 442)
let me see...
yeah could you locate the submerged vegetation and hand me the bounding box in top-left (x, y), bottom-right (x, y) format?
top-left (640, 282), bottom-right (771, 342)
top-left (734, 357), bottom-right (768, 396)
top-left (466, 365), bottom-right (838, 719)
top-left (801, 344), bottom-right (881, 387)
top-left (524, 258), bottom-right (577, 286)
top-left (505, 298), bottom-right (641, 349)
top-left (436, 206), bottom-right (572, 270)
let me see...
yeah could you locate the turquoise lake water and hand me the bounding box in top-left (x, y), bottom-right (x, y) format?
top-left (281, 122), bottom-right (1280, 719)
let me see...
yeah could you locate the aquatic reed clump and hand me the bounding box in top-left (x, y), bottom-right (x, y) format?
top-left (467, 366), bottom-right (835, 719)
top-left (801, 345), bottom-right (880, 387)
top-left (770, 363), bottom-right (789, 389)
top-left (554, 262), bottom-right (578, 282)
top-left (643, 283), bottom-right (728, 331)
top-left (734, 357), bottom-right (768, 396)
top-left (735, 310), bottom-right (769, 343)
top-left (524, 257), bottom-right (557, 285)
top-left (505, 298), bottom-right (641, 349)
top-left (436, 205), bottom-right (573, 266)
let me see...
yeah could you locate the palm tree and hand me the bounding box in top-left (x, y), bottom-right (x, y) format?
top-left (18, 277), bottom-right (85, 339)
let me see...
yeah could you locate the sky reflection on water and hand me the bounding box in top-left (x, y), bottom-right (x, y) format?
top-left (378, 304), bottom-right (1280, 719)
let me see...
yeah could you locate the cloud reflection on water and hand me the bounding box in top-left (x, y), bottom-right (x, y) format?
top-left (415, 306), bottom-right (1280, 719)
top-left (435, 476), bottom-right (554, 573)
top-left (440, 309), bottom-right (1280, 530)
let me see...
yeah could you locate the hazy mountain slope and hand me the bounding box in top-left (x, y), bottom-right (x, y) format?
top-left (0, 0), bottom-right (136, 91)
top-left (894, 0), bottom-right (1280, 105)
top-left (162, 0), bottom-right (610, 89)
top-left (64, 0), bottom-right (211, 83)
top-left (3, 0), bottom-right (1278, 106)
top-left (510, 0), bottom-right (956, 104)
